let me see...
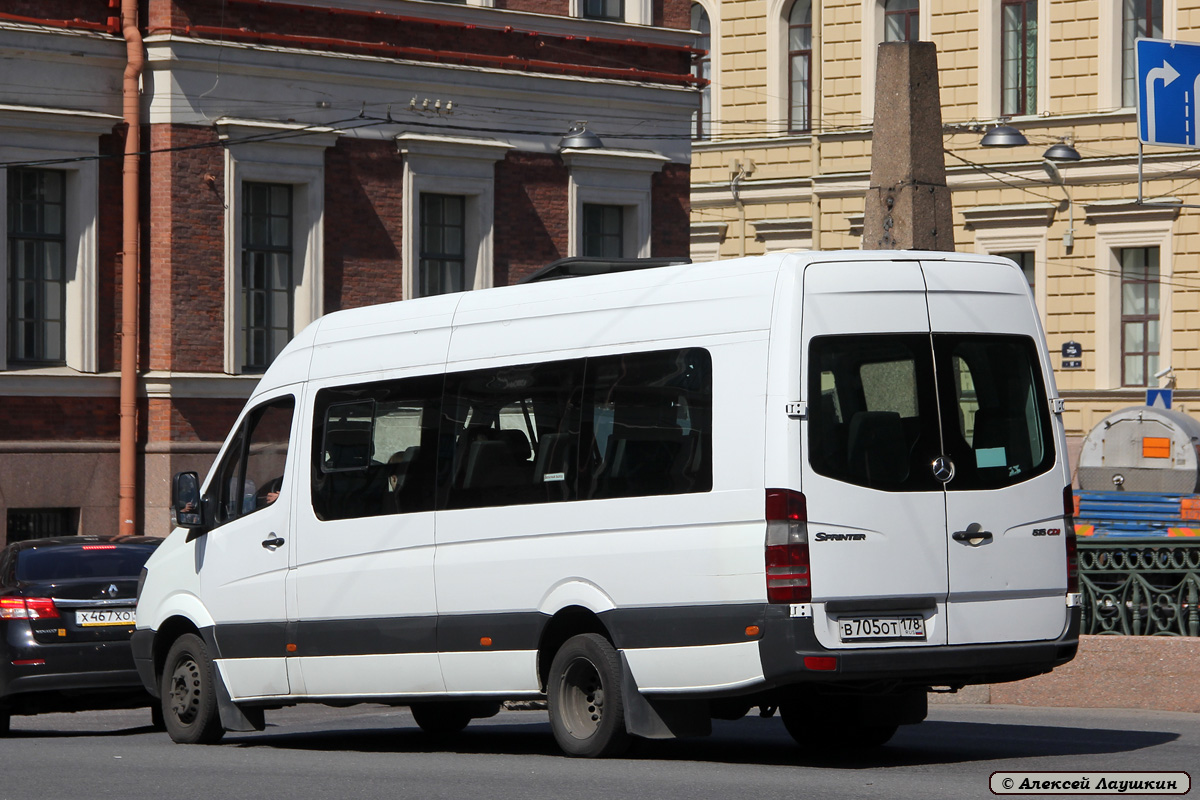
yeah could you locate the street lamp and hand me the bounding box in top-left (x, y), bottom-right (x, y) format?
top-left (980, 123), bottom-right (1028, 147)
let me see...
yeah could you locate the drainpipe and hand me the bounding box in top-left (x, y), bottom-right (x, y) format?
top-left (118, 0), bottom-right (143, 536)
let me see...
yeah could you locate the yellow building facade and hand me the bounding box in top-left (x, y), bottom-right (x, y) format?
top-left (690, 0), bottom-right (1200, 457)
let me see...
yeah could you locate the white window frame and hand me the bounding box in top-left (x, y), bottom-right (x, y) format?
top-left (570, 0), bottom-right (651, 25)
top-left (219, 119), bottom-right (338, 375)
top-left (978, 0), bottom-right (1050, 121)
top-left (0, 106), bottom-right (117, 374)
top-left (860, 0), bottom-right (932, 122)
top-left (1088, 208), bottom-right (1175, 389)
top-left (397, 133), bottom-right (511, 300)
top-left (561, 149), bottom-right (668, 258)
top-left (1098, 0), bottom-right (1177, 110)
top-left (691, 0), bottom-right (721, 141)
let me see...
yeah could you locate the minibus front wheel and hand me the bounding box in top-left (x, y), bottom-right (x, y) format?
top-left (161, 633), bottom-right (225, 744)
top-left (547, 633), bottom-right (630, 758)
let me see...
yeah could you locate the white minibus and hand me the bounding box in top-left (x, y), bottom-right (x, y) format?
top-left (134, 251), bottom-right (1080, 757)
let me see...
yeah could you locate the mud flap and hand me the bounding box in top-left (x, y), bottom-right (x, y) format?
top-left (619, 652), bottom-right (711, 739)
top-left (200, 628), bottom-right (267, 732)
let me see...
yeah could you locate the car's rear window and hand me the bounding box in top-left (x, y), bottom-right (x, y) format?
top-left (15, 544), bottom-right (157, 583)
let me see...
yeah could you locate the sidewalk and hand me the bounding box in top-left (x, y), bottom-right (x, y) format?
top-left (930, 635), bottom-right (1200, 713)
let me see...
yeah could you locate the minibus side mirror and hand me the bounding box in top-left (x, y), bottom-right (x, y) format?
top-left (172, 471), bottom-right (208, 532)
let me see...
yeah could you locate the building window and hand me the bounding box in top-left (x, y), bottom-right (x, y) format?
top-left (788, 1), bottom-right (813, 133)
top-left (583, 0), bottom-right (623, 21)
top-left (884, 0), bottom-right (919, 42)
top-left (999, 250), bottom-right (1035, 292)
top-left (6, 507), bottom-right (77, 542)
top-left (241, 182), bottom-right (293, 373)
top-left (1123, 0), bottom-right (1163, 106)
top-left (692, 4), bottom-right (712, 140)
top-left (418, 193), bottom-right (467, 297)
top-left (583, 204), bottom-right (625, 257)
top-left (7, 169), bottom-right (66, 365)
top-left (1121, 247), bottom-right (1160, 387)
top-left (1001, 0), bottom-right (1037, 116)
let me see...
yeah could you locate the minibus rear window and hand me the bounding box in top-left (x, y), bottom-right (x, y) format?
top-left (807, 334), bottom-right (1054, 492)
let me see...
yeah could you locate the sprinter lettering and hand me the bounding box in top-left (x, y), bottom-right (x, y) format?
top-left (814, 531), bottom-right (867, 542)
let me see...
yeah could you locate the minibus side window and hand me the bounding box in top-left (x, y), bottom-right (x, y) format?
top-left (211, 396), bottom-right (296, 527)
top-left (442, 359), bottom-right (584, 510)
top-left (581, 348), bottom-right (713, 500)
top-left (310, 375), bottom-right (442, 520)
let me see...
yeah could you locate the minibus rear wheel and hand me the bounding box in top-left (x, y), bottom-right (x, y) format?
top-left (547, 633), bottom-right (630, 758)
top-left (161, 633), bottom-right (225, 744)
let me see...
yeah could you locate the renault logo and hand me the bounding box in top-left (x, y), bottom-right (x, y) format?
top-left (931, 456), bottom-right (955, 483)
top-left (106, 584), bottom-right (119, 598)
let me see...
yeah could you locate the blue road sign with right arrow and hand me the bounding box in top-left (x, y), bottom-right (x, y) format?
top-left (1137, 37), bottom-right (1200, 148)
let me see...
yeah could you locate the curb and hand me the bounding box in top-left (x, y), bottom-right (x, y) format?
top-left (929, 635), bottom-right (1200, 714)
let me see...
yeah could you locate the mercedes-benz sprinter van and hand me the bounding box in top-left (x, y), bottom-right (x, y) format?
top-left (134, 251), bottom-right (1079, 757)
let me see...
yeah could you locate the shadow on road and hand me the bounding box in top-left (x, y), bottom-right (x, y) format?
top-left (224, 714), bottom-right (1180, 768)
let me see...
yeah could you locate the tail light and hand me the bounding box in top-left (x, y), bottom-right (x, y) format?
top-left (0, 597), bottom-right (61, 620)
top-left (1064, 485), bottom-right (1079, 593)
top-left (766, 488), bottom-right (810, 603)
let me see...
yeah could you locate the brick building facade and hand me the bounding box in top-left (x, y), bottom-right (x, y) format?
top-left (0, 0), bottom-right (698, 541)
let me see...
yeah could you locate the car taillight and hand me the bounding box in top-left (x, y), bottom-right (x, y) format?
top-left (0, 597), bottom-right (61, 620)
top-left (1064, 485), bottom-right (1079, 593)
top-left (766, 488), bottom-right (810, 604)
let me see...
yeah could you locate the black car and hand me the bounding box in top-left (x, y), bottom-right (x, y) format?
top-left (0, 535), bottom-right (163, 734)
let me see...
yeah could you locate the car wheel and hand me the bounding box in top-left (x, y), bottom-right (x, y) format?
top-left (161, 633), bottom-right (225, 744)
top-left (779, 701), bottom-right (898, 749)
top-left (547, 633), bottom-right (630, 758)
top-left (410, 702), bottom-right (473, 736)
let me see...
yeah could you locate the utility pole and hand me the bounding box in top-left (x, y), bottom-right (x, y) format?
top-left (862, 41), bottom-right (954, 251)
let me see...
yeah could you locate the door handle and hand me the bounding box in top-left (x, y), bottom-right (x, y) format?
top-left (261, 536), bottom-right (285, 551)
top-left (952, 524), bottom-right (993, 546)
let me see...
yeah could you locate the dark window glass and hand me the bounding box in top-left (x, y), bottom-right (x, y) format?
top-left (788, 0), bottom-right (813, 133)
top-left (692, 4), bottom-right (712, 140)
top-left (581, 348), bottom-right (713, 500)
top-left (808, 333), bottom-right (1052, 492)
top-left (998, 250), bottom-right (1035, 292)
top-left (1120, 246), bottom-right (1160, 387)
top-left (7, 168), bottom-right (66, 365)
top-left (1001, 0), bottom-right (1037, 116)
top-left (583, 0), bottom-right (623, 21)
top-left (582, 204), bottom-right (624, 258)
top-left (14, 543), bottom-right (157, 583)
top-left (884, 0), bottom-right (919, 42)
top-left (311, 375), bottom-right (443, 521)
top-left (443, 360), bottom-right (585, 510)
top-left (419, 193), bottom-right (466, 297)
top-left (1123, 0), bottom-right (1163, 106)
top-left (5, 508), bottom-right (76, 543)
top-left (242, 182), bottom-right (293, 373)
top-left (212, 396), bottom-right (295, 527)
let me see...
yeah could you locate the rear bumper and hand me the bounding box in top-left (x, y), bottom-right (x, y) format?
top-left (758, 605), bottom-right (1081, 691)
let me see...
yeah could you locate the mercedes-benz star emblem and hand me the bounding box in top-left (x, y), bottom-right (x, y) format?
top-left (931, 456), bottom-right (955, 483)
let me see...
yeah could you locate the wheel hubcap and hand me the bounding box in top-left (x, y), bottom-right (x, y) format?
top-left (559, 657), bottom-right (604, 739)
top-left (168, 656), bottom-right (202, 724)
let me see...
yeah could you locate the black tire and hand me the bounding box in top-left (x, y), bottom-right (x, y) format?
top-left (779, 701), bottom-right (897, 750)
top-left (410, 702), bottom-right (474, 736)
top-left (547, 633), bottom-right (630, 758)
top-left (0, 710), bottom-right (9, 737)
top-left (160, 633), bottom-right (225, 744)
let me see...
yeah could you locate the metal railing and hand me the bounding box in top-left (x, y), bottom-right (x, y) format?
top-left (1079, 538), bottom-right (1200, 636)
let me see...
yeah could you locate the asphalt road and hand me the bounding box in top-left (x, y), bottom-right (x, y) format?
top-left (3, 703), bottom-right (1197, 800)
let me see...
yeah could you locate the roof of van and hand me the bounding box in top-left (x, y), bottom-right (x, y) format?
top-left (254, 250), bottom-right (1017, 395)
